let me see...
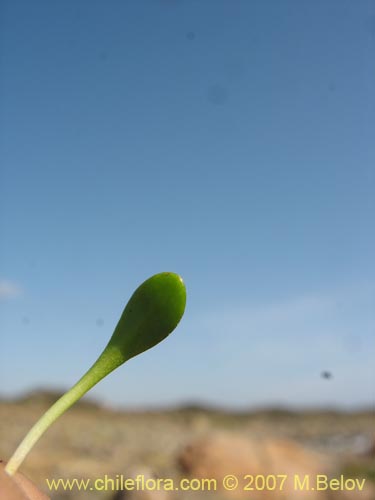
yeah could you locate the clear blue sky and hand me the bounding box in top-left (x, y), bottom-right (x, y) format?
top-left (1, 0), bottom-right (374, 409)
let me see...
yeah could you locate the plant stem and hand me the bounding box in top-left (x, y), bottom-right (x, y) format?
top-left (5, 347), bottom-right (122, 476)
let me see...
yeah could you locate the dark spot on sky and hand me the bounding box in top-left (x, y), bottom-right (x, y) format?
top-left (328, 82), bottom-right (336, 92)
top-left (22, 316), bottom-right (30, 325)
top-left (99, 51), bottom-right (108, 62)
top-left (28, 258), bottom-right (38, 269)
top-left (186, 32), bottom-right (195, 41)
top-left (207, 84), bottom-right (229, 105)
top-left (321, 371), bottom-right (333, 380)
top-left (96, 318), bottom-right (104, 327)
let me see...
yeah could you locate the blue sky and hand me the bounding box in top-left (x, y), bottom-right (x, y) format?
top-left (1, 0), bottom-right (374, 409)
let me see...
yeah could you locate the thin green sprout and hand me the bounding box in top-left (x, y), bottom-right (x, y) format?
top-left (5, 272), bottom-right (186, 476)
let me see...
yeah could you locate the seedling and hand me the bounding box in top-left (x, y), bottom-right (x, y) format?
top-left (5, 272), bottom-right (186, 476)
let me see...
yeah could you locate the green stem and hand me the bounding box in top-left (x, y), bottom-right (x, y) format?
top-left (5, 273), bottom-right (186, 476)
top-left (5, 347), bottom-right (122, 476)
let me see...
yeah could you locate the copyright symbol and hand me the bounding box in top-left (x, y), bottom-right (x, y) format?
top-left (223, 475), bottom-right (238, 491)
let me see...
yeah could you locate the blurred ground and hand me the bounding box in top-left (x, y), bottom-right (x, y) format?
top-left (0, 391), bottom-right (374, 499)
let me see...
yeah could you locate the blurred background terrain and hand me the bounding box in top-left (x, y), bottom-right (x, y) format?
top-left (1, 391), bottom-right (374, 499)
